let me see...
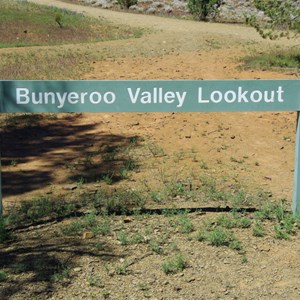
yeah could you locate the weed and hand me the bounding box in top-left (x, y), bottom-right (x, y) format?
top-left (231, 190), bottom-right (253, 208)
top-left (51, 263), bottom-right (71, 282)
top-left (162, 254), bottom-right (187, 274)
top-left (82, 154), bottom-right (94, 167)
top-left (147, 144), bottom-right (166, 157)
top-left (109, 190), bottom-right (145, 214)
top-left (274, 225), bottom-right (290, 240)
top-left (102, 173), bottom-right (114, 185)
top-left (55, 12), bottom-right (64, 28)
top-left (95, 242), bottom-right (105, 251)
top-left (84, 212), bottom-right (97, 227)
top-left (119, 167), bottom-right (129, 179)
top-left (216, 214), bottom-right (251, 229)
top-left (166, 180), bottom-right (192, 198)
top-left (243, 47), bottom-right (300, 71)
top-left (102, 288), bottom-right (110, 299)
top-left (255, 203), bottom-right (276, 220)
top-left (199, 175), bottom-right (227, 202)
top-left (137, 282), bottom-right (150, 291)
top-left (176, 213), bottom-right (194, 233)
top-left (206, 228), bottom-right (232, 247)
top-left (149, 190), bottom-right (166, 203)
top-left (229, 239), bottom-right (244, 252)
top-left (17, 196), bottom-right (77, 224)
top-left (115, 261), bottom-right (129, 275)
top-left (195, 231), bottom-right (207, 242)
top-left (230, 157), bottom-right (245, 164)
top-left (241, 255), bottom-right (248, 264)
top-left (198, 227), bottom-right (244, 253)
top-left (61, 221), bottom-right (84, 236)
top-left (88, 274), bottom-right (103, 287)
top-left (123, 158), bottom-right (137, 171)
top-left (199, 159), bottom-right (209, 170)
top-left (0, 217), bottom-right (11, 243)
top-left (252, 221), bottom-right (266, 237)
top-left (76, 176), bottom-right (85, 188)
top-left (92, 218), bottom-right (111, 236)
top-left (132, 233), bottom-right (146, 244)
top-left (0, 271), bottom-right (8, 282)
top-left (173, 150), bottom-right (185, 162)
top-left (117, 231), bottom-right (130, 245)
top-left (10, 160), bottom-right (17, 167)
top-left (148, 239), bottom-right (164, 255)
top-left (93, 189), bottom-right (145, 214)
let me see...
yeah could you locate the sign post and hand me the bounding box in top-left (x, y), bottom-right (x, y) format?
top-left (293, 112), bottom-right (300, 215)
top-left (0, 79), bottom-right (300, 215)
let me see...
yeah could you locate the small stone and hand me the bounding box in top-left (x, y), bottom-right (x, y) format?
top-left (82, 231), bottom-right (93, 239)
top-left (258, 245), bottom-right (270, 252)
top-left (63, 185), bottom-right (77, 190)
top-left (130, 121), bottom-right (140, 126)
top-left (73, 267), bottom-right (82, 272)
top-left (123, 217), bottom-right (133, 223)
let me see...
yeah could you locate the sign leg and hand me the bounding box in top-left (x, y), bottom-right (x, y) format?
top-left (0, 134), bottom-right (2, 216)
top-left (293, 111), bottom-right (300, 215)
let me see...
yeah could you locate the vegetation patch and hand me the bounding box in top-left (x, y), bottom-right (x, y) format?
top-left (0, 0), bottom-right (143, 48)
top-left (242, 47), bottom-right (300, 72)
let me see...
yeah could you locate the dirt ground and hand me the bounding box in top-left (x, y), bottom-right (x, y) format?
top-left (1, 1), bottom-right (300, 299)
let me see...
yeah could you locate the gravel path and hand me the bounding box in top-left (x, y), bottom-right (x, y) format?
top-left (28, 0), bottom-right (300, 50)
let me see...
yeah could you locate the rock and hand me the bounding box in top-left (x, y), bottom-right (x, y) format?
top-left (82, 231), bottom-right (94, 239)
top-left (73, 267), bottom-right (82, 272)
top-left (123, 217), bottom-right (133, 223)
top-left (63, 185), bottom-right (77, 190)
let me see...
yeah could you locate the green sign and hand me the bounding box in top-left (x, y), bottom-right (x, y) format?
top-left (1, 79), bottom-right (300, 215)
top-left (1, 79), bottom-right (299, 112)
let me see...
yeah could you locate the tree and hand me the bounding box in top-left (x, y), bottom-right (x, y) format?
top-left (247, 0), bottom-right (300, 39)
top-left (187, 0), bottom-right (222, 21)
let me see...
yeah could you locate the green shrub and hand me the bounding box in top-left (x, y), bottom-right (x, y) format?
top-left (117, 0), bottom-right (137, 9)
top-left (187, 0), bottom-right (222, 21)
top-left (162, 254), bottom-right (187, 274)
top-left (0, 217), bottom-right (11, 243)
top-left (0, 271), bottom-right (8, 282)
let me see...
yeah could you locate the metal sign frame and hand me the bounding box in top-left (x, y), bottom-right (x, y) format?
top-left (0, 79), bottom-right (299, 215)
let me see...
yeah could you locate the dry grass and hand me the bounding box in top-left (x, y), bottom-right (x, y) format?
top-left (0, 0), bottom-right (143, 48)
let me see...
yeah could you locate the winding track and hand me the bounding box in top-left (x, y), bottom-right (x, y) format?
top-left (27, 0), bottom-right (300, 51)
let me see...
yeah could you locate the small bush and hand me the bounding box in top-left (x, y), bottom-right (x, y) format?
top-left (93, 189), bottom-right (145, 215)
top-left (0, 217), bottom-right (11, 243)
top-left (92, 218), bottom-right (111, 236)
top-left (252, 221), bottom-right (266, 237)
top-left (117, 0), bottom-right (137, 9)
top-left (0, 271), bottom-right (8, 282)
top-left (188, 0), bottom-right (222, 21)
top-left (162, 254), bottom-right (187, 274)
top-left (61, 221), bottom-right (84, 236)
top-left (55, 12), bottom-right (64, 28)
top-left (18, 196), bottom-right (77, 223)
top-left (243, 48), bottom-right (300, 71)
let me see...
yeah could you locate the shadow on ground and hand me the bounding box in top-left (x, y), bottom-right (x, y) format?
top-left (0, 235), bottom-right (121, 300)
top-left (1, 113), bottom-right (140, 198)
